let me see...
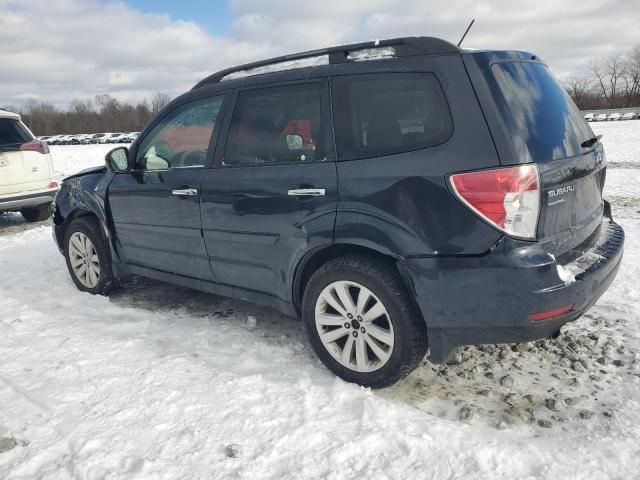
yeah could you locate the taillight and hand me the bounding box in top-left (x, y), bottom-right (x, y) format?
top-left (450, 164), bottom-right (540, 240)
top-left (20, 140), bottom-right (50, 154)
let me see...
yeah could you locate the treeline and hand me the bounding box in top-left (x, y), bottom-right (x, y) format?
top-left (4, 93), bottom-right (172, 136)
top-left (564, 44), bottom-right (640, 110)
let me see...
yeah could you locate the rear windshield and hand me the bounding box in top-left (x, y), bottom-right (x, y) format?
top-left (0, 118), bottom-right (33, 147)
top-left (491, 61), bottom-right (593, 162)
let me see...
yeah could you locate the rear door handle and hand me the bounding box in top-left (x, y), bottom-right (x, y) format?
top-left (287, 188), bottom-right (325, 196)
top-left (172, 188), bottom-right (198, 196)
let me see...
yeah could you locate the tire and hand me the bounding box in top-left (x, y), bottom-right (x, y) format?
top-left (20, 203), bottom-right (52, 222)
top-left (302, 255), bottom-right (428, 388)
top-left (63, 216), bottom-right (118, 295)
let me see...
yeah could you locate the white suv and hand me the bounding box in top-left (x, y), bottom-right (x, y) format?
top-left (0, 110), bottom-right (59, 222)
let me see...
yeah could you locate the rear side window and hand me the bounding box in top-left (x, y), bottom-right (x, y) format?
top-left (491, 61), bottom-right (594, 162)
top-left (224, 83), bottom-right (324, 166)
top-left (0, 119), bottom-right (33, 147)
top-left (332, 73), bottom-right (453, 161)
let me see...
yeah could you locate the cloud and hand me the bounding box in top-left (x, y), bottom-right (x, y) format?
top-left (0, 0), bottom-right (270, 107)
top-left (0, 0), bottom-right (638, 108)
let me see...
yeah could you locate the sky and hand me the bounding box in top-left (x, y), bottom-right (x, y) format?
top-left (0, 0), bottom-right (639, 109)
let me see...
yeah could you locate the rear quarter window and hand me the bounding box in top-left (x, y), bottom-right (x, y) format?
top-left (0, 119), bottom-right (33, 146)
top-left (332, 73), bottom-right (453, 161)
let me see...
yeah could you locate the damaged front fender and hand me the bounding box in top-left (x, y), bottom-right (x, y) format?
top-left (52, 167), bottom-right (120, 265)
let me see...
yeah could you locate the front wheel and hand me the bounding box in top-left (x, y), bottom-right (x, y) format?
top-left (63, 217), bottom-right (118, 295)
top-left (302, 256), bottom-right (428, 388)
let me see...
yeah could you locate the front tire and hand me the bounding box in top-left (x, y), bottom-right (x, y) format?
top-left (63, 217), bottom-right (118, 295)
top-left (20, 204), bottom-right (52, 222)
top-left (302, 256), bottom-right (428, 388)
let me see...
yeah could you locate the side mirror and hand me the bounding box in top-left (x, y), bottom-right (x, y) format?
top-left (106, 147), bottom-right (129, 172)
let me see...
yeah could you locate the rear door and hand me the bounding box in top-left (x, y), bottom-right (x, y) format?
top-left (107, 95), bottom-right (227, 280)
top-left (0, 118), bottom-right (51, 195)
top-left (486, 59), bottom-right (605, 258)
top-left (200, 80), bottom-right (337, 302)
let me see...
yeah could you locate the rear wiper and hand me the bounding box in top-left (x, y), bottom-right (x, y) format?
top-left (581, 134), bottom-right (602, 149)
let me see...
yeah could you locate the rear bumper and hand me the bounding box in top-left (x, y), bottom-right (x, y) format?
top-left (0, 189), bottom-right (56, 211)
top-left (403, 217), bottom-right (625, 363)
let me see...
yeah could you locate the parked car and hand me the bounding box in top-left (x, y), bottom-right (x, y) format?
top-left (51, 37), bottom-right (624, 388)
top-left (124, 132), bottom-right (139, 143)
top-left (45, 135), bottom-right (62, 145)
top-left (0, 109), bottom-right (58, 221)
top-left (109, 133), bottom-right (130, 144)
top-left (583, 113), bottom-right (594, 122)
top-left (595, 113), bottom-right (608, 122)
top-left (608, 112), bottom-right (621, 121)
top-left (58, 135), bottom-right (75, 145)
top-left (84, 133), bottom-right (104, 144)
top-left (73, 134), bottom-right (89, 145)
top-left (98, 133), bottom-right (120, 144)
top-left (621, 112), bottom-right (637, 121)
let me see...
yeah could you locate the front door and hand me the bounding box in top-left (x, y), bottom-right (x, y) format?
top-left (200, 81), bottom-right (337, 302)
top-left (108, 95), bottom-right (227, 280)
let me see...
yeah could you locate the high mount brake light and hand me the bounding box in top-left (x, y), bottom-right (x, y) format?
top-left (450, 165), bottom-right (540, 240)
top-left (20, 140), bottom-right (50, 155)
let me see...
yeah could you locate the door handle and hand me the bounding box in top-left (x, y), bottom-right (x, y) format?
top-left (287, 188), bottom-right (325, 196)
top-left (172, 188), bottom-right (198, 196)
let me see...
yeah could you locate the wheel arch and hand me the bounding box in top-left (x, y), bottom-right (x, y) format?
top-left (54, 209), bottom-right (101, 247)
top-left (54, 207), bottom-right (122, 274)
top-left (53, 170), bottom-right (120, 263)
top-left (292, 243), bottom-right (421, 320)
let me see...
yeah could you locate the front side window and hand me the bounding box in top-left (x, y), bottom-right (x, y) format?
top-left (332, 73), bottom-right (453, 160)
top-left (135, 96), bottom-right (224, 170)
top-left (224, 83), bottom-right (324, 166)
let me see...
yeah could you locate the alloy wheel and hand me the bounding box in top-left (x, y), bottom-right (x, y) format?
top-left (69, 232), bottom-right (101, 288)
top-left (314, 280), bottom-right (395, 373)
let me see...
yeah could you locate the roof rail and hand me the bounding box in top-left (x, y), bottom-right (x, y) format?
top-left (192, 36), bottom-right (460, 89)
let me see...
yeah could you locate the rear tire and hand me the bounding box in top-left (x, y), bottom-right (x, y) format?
top-left (63, 216), bottom-right (118, 295)
top-left (20, 204), bottom-right (52, 222)
top-left (302, 255), bottom-right (428, 388)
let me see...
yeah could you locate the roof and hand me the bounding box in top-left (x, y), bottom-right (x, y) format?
top-left (0, 109), bottom-right (21, 120)
top-left (193, 36), bottom-right (460, 89)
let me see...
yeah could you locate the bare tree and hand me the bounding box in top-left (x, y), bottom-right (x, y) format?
top-left (621, 45), bottom-right (640, 107)
top-left (151, 93), bottom-right (171, 114)
top-left (589, 53), bottom-right (627, 108)
top-left (20, 99), bottom-right (58, 135)
top-left (563, 76), bottom-right (592, 109)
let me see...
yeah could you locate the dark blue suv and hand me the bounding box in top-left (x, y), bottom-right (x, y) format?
top-left (52, 37), bottom-right (624, 387)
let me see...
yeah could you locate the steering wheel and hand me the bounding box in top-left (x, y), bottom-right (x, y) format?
top-left (181, 149), bottom-right (207, 167)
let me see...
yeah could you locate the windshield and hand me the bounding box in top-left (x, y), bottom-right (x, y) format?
top-left (491, 61), bottom-right (594, 162)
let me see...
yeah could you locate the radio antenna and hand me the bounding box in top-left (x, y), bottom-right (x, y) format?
top-left (457, 19), bottom-right (475, 47)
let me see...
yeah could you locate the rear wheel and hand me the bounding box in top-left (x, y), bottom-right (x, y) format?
top-left (20, 204), bottom-right (52, 222)
top-left (302, 256), bottom-right (428, 388)
top-left (63, 217), bottom-right (118, 295)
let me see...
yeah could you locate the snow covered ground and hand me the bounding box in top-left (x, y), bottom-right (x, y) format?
top-left (1, 124), bottom-right (639, 479)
